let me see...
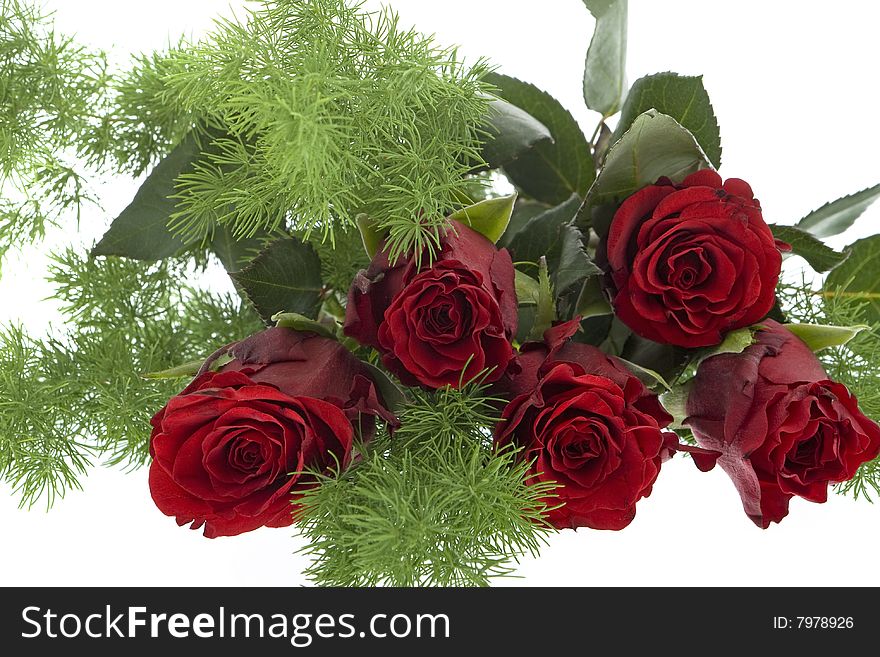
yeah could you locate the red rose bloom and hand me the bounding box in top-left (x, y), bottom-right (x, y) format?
top-left (686, 320), bottom-right (880, 528)
top-left (602, 169), bottom-right (785, 348)
top-left (344, 220), bottom-right (517, 389)
top-left (495, 320), bottom-right (714, 530)
top-left (149, 327), bottom-right (396, 538)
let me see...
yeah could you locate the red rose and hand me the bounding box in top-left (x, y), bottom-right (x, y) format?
top-left (685, 320), bottom-right (880, 528)
top-left (344, 220), bottom-right (517, 388)
top-left (602, 169), bottom-right (784, 348)
top-left (149, 327), bottom-right (396, 538)
top-left (494, 320), bottom-right (714, 530)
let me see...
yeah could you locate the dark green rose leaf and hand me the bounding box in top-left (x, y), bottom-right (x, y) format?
top-left (500, 199), bottom-right (550, 247)
top-left (481, 97), bottom-right (553, 168)
top-left (92, 131), bottom-right (203, 260)
top-left (582, 0), bottom-right (628, 116)
top-left (507, 194), bottom-right (598, 298)
top-left (612, 72), bottom-right (721, 168)
top-left (555, 225), bottom-right (601, 296)
top-left (572, 314), bottom-right (614, 346)
top-left (796, 183), bottom-right (880, 239)
top-left (577, 109), bottom-right (710, 230)
top-left (575, 275), bottom-right (612, 318)
top-left (824, 235), bottom-right (880, 324)
top-left (769, 224), bottom-right (848, 273)
top-left (230, 236), bottom-right (323, 323)
top-left (485, 72), bottom-right (594, 205)
top-left (211, 224), bottom-right (275, 272)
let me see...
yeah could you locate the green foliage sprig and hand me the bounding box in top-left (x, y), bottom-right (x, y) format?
top-left (81, 47), bottom-right (197, 177)
top-left (140, 0), bottom-right (493, 261)
top-left (0, 0), bottom-right (108, 264)
top-left (296, 383), bottom-right (555, 587)
top-left (0, 251), bottom-right (262, 508)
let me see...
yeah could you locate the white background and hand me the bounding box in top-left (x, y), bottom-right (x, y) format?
top-left (1, 0), bottom-right (879, 586)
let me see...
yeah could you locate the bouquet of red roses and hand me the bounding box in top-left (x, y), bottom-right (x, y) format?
top-left (2, 0), bottom-right (880, 586)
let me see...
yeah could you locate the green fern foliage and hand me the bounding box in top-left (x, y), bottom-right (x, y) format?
top-left (157, 0), bottom-right (493, 260)
top-left (296, 384), bottom-right (556, 586)
top-left (0, 0), bottom-right (108, 262)
top-left (0, 251), bottom-right (262, 508)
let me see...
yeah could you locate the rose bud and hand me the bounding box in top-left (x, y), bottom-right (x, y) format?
top-left (601, 169), bottom-right (785, 348)
top-left (148, 327), bottom-right (397, 538)
top-left (494, 319), bottom-right (716, 531)
top-left (344, 220), bottom-right (517, 389)
top-left (685, 320), bottom-right (880, 528)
